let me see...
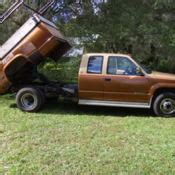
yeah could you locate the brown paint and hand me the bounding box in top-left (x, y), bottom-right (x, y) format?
top-left (0, 15), bottom-right (71, 94)
top-left (79, 53), bottom-right (175, 104)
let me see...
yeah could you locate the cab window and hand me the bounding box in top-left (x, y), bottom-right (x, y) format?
top-left (87, 56), bottom-right (103, 74)
top-left (107, 56), bottom-right (138, 75)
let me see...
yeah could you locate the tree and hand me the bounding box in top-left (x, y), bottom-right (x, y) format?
top-left (63, 0), bottom-right (175, 72)
top-left (1, 0), bottom-right (175, 72)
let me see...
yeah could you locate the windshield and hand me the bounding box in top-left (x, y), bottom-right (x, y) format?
top-left (140, 64), bottom-right (152, 74)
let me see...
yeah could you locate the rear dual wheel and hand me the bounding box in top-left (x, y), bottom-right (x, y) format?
top-left (16, 87), bottom-right (45, 112)
top-left (153, 93), bottom-right (175, 117)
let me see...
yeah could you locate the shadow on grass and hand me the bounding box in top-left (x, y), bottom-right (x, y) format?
top-left (38, 100), bottom-right (154, 117)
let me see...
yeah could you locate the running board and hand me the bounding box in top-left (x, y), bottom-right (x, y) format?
top-left (78, 100), bottom-right (150, 109)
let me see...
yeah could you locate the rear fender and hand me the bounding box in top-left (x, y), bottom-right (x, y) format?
top-left (4, 54), bottom-right (28, 74)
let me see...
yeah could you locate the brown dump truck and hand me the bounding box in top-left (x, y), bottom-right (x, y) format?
top-left (1, 2), bottom-right (175, 117)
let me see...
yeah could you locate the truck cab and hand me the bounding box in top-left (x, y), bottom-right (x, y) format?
top-left (78, 53), bottom-right (175, 117)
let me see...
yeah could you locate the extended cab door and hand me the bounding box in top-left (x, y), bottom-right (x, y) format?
top-left (78, 55), bottom-right (105, 100)
top-left (103, 56), bottom-right (151, 103)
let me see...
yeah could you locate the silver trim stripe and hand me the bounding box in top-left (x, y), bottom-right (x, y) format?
top-left (79, 99), bottom-right (150, 109)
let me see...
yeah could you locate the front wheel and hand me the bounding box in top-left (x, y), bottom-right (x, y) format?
top-left (153, 93), bottom-right (175, 117)
top-left (16, 87), bottom-right (44, 112)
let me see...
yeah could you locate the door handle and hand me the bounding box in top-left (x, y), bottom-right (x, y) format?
top-left (104, 78), bottom-right (111, 81)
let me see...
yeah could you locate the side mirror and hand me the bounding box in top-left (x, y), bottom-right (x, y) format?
top-left (136, 67), bottom-right (144, 76)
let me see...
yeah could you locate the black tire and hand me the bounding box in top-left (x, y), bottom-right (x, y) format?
top-left (36, 88), bottom-right (46, 106)
top-left (16, 87), bottom-right (43, 112)
top-left (153, 93), bottom-right (175, 117)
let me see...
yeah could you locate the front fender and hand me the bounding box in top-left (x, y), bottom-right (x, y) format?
top-left (149, 83), bottom-right (175, 97)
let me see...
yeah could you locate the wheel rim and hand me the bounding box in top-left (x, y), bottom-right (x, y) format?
top-left (21, 93), bottom-right (37, 110)
top-left (160, 98), bottom-right (175, 115)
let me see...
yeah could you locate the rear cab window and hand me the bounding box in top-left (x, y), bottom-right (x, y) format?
top-left (87, 56), bottom-right (103, 74)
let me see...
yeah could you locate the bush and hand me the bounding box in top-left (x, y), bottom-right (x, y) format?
top-left (157, 58), bottom-right (175, 74)
top-left (38, 57), bottom-right (81, 83)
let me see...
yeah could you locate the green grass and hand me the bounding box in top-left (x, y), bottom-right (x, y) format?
top-left (0, 95), bottom-right (175, 174)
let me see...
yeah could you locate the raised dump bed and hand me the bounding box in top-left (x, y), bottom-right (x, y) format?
top-left (0, 13), bottom-right (71, 94)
